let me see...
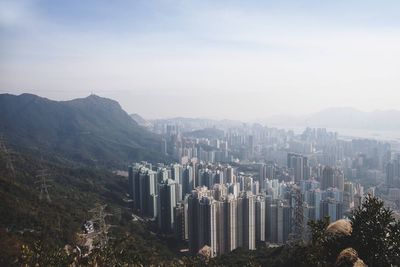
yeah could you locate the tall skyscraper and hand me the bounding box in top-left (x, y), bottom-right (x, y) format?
top-left (128, 165), bottom-right (134, 199)
top-left (259, 163), bottom-right (266, 182)
top-left (139, 169), bottom-right (158, 217)
top-left (242, 192), bottom-right (256, 250)
top-left (335, 170), bottom-right (345, 191)
top-left (158, 179), bottom-right (178, 232)
top-left (255, 195), bottom-right (266, 242)
top-left (287, 153), bottom-right (309, 182)
top-left (131, 164), bottom-right (142, 212)
top-left (174, 202), bottom-right (186, 241)
top-left (224, 194), bottom-right (237, 252)
top-left (308, 189), bottom-right (322, 220)
top-left (321, 166), bottom-right (335, 190)
top-left (321, 198), bottom-right (343, 222)
top-left (213, 184), bottom-right (228, 201)
top-left (236, 195), bottom-right (244, 247)
top-left (171, 163), bottom-right (182, 185)
top-left (386, 161), bottom-right (395, 186)
top-left (130, 163), bottom-right (157, 217)
top-left (322, 166), bottom-right (344, 190)
top-left (343, 181), bottom-right (355, 211)
top-left (226, 166), bottom-right (236, 184)
top-left (182, 165), bottom-right (194, 197)
top-left (215, 200), bottom-right (225, 255)
top-left (188, 187), bottom-right (212, 254)
top-left (218, 169), bottom-right (226, 184)
top-left (199, 168), bottom-right (213, 189)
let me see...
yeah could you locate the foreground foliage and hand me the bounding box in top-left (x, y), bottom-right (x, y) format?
top-left (14, 192), bottom-right (400, 266)
top-left (0, 149), bottom-right (175, 266)
top-left (350, 195), bottom-right (400, 267)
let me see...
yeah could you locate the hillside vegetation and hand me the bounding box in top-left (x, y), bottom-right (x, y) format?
top-left (0, 94), bottom-right (166, 167)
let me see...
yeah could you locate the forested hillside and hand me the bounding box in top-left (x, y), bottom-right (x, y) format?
top-left (0, 94), bottom-right (167, 167)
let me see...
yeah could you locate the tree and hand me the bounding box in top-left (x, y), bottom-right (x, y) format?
top-left (350, 194), bottom-right (400, 267)
top-left (19, 242), bottom-right (71, 267)
top-left (306, 217), bottom-right (331, 267)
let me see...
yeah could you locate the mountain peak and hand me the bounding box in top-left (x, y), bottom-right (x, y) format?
top-left (86, 94), bottom-right (105, 100)
top-left (65, 94), bottom-right (121, 110)
top-left (19, 93), bottom-right (40, 99)
top-left (0, 93), bottom-right (165, 165)
top-left (80, 94), bottom-right (114, 102)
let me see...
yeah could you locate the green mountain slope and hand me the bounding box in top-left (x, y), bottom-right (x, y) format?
top-left (0, 93), bottom-right (176, 265)
top-left (0, 147), bottom-right (176, 266)
top-left (0, 93), bottom-right (165, 167)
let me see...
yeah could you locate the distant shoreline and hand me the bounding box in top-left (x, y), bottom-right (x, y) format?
top-left (270, 125), bottom-right (400, 142)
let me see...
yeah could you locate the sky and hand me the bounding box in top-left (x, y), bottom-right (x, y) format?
top-left (1, 0), bottom-right (400, 120)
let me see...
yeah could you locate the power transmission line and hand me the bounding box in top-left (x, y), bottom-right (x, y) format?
top-left (0, 136), bottom-right (16, 179)
top-left (35, 169), bottom-right (52, 203)
top-left (287, 185), bottom-right (306, 246)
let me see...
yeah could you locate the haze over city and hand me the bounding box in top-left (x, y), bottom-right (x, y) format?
top-left (2, 1), bottom-right (400, 266)
top-left (1, 0), bottom-right (400, 120)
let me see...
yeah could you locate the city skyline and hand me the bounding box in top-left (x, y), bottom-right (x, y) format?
top-left (126, 123), bottom-right (389, 257)
top-left (1, 1), bottom-right (399, 265)
top-left (1, 0), bottom-right (400, 120)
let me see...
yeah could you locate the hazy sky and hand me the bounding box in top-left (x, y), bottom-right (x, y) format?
top-left (1, 0), bottom-right (400, 120)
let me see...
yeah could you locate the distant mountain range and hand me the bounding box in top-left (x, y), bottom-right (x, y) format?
top-left (183, 127), bottom-right (225, 139)
top-left (262, 107), bottom-right (400, 131)
top-left (151, 117), bottom-right (243, 132)
top-left (0, 93), bottom-right (166, 166)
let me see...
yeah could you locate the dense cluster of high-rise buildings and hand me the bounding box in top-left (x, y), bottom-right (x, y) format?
top-left (129, 159), bottom-right (365, 257)
top-left (128, 124), bottom-right (400, 257)
top-left (158, 122), bottom-right (399, 198)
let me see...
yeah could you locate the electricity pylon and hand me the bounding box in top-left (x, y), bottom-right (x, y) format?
top-left (0, 137), bottom-right (16, 179)
top-left (287, 186), bottom-right (305, 246)
top-left (89, 204), bottom-right (113, 248)
top-left (35, 169), bottom-right (52, 203)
